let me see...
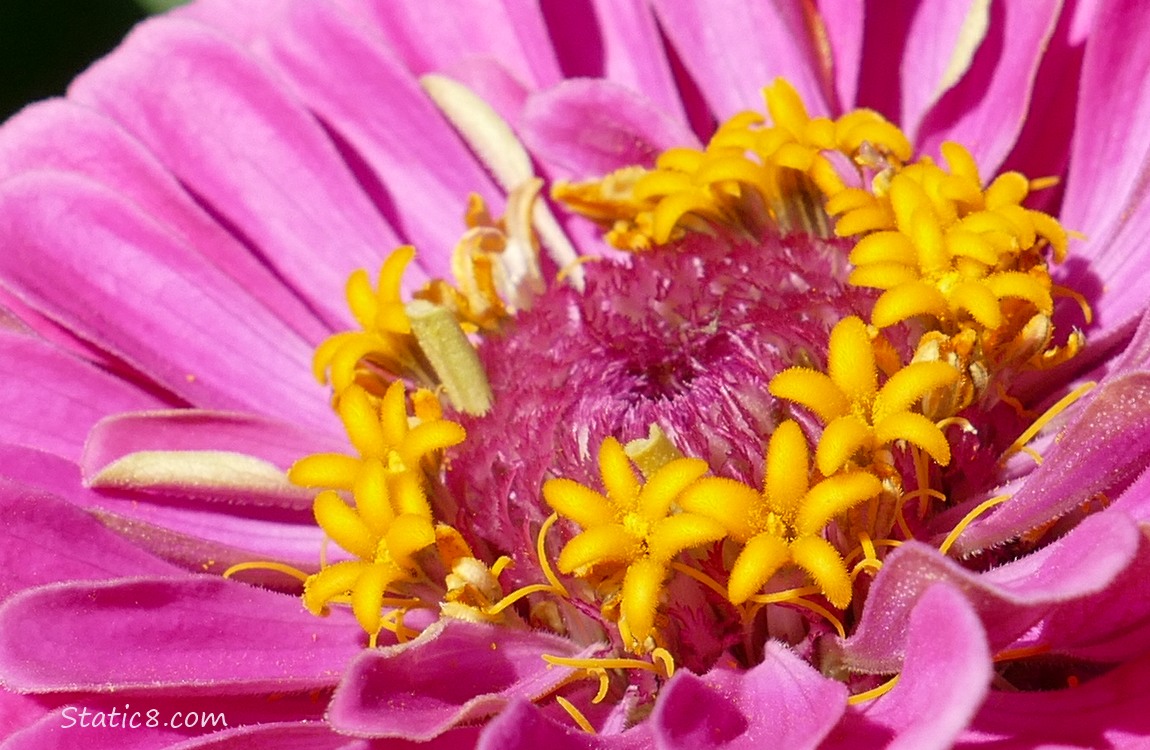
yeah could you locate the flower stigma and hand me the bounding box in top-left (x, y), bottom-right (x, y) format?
top-left (265, 76), bottom-right (1094, 726)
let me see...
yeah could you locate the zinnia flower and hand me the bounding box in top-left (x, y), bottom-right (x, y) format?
top-left (3, 1), bottom-right (1150, 748)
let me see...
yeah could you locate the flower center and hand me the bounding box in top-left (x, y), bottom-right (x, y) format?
top-left (260, 76), bottom-right (1091, 715)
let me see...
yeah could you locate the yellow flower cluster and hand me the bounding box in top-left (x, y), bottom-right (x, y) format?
top-left (289, 380), bottom-right (465, 643)
top-left (541, 78), bottom-right (1087, 656)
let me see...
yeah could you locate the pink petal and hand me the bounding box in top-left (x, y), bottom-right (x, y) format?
top-left (996, 7), bottom-right (1084, 211)
top-left (338, 0), bottom-right (562, 88)
top-left (0, 443), bottom-right (331, 578)
top-left (584, 0), bottom-right (685, 120)
top-left (327, 620), bottom-right (589, 740)
top-left (899, 0), bottom-right (989, 138)
top-left (0, 479), bottom-right (181, 601)
top-left (82, 408), bottom-right (340, 470)
top-left (652, 0), bottom-right (831, 119)
top-left (68, 17), bottom-right (408, 328)
top-left (825, 584), bottom-right (991, 750)
top-left (0, 172), bottom-right (329, 428)
top-left (258, 1), bottom-right (503, 268)
top-left (1018, 516), bottom-right (1150, 661)
top-left (814, 0), bottom-right (865, 109)
top-left (522, 79), bottom-right (699, 178)
top-left (0, 330), bottom-right (160, 459)
top-left (652, 643), bottom-right (847, 750)
top-left (0, 577), bottom-right (361, 693)
top-left (915, 0), bottom-right (1062, 173)
top-left (0, 99), bottom-right (327, 345)
top-left (952, 372), bottom-right (1150, 554)
top-left (476, 700), bottom-right (591, 750)
top-left (1061, 0), bottom-right (1150, 253)
top-left (842, 510), bottom-right (1139, 673)
top-left (956, 648), bottom-right (1150, 748)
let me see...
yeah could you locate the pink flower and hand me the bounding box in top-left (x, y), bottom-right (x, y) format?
top-left (2, 1), bottom-right (1150, 748)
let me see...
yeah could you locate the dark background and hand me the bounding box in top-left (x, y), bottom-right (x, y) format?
top-left (0, 0), bottom-right (176, 120)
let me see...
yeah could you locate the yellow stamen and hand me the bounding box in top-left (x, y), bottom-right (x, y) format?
top-left (939, 494), bottom-right (1010, 556)
top-left (993, 643), bottom-right (1051, 663)
top-left (669, 561), bottom-right (731, 602)
top-left (555, 696), bottom-right (596, 734)
top-left (1001, 382), bottom-right (1097, 463)
top-left (222, 561), bottom-right (310, 583)
top-left (847, 674), bottom-right (900, 704)
top-left (542, 653), bottom-right (672, 680)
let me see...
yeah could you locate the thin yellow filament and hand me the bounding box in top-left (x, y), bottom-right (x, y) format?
top-left (555, 696), bottom-right (596, 734)
top-left (222, 561), bottom-right (310, 583)
top-left (542, 653), bottom-right (672, 679)
top-left (537, 512), bottom-right (569, 598)
top-left (1002, 382), bottom-right (1096, 464)
top-left (993, 643), bottom-right (1051, 663)
top-left (591, 669), bottom-right (611, 703)
top-left (669, 561), bottom-right (731, 602)
top-left (847, 674), bottom-right (900, 705)
top-left (486, 583), bottom-right (561, 615)
top-left (939, 494), bottom-right (1010, 555)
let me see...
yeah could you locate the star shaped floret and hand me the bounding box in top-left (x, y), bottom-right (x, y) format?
top-left (542, 437), bottom-right (723, 651)
top-left (289, 380), bottom-right (466, 641)
top-left (679, 421), bottom-right (881, 606)
top-left (769, 316), bottom-right (960, 475)
top-left (312, 245), bottom-right (430, 394)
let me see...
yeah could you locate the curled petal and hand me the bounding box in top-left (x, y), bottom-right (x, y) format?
top-left (795, 472), bottom-right (883, 537)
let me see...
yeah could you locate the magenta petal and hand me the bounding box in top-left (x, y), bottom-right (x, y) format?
top-left (0, 172), bottom-right (329, 428)
top-left (81, 410), bottom-right (341, 509)
top-left (522, 79), bottom-right (699, 177)
top-left (0, 481), bottom-right (181, 600)
top-left (1062, 0), bottom-right (1150, 253)
top-left (327, 620), bottom-right (590, 740)
top-left (843, 510), bottom-right (1139, 672)
top-left (915, 1), bottom-right (1060, 172)
top-left (0, 330), bottom-right (160, 458)
top-left (581, 0), bottom-right (685, 120)
top-left (476, 700), bottom-right (595, 750)
top-left (0, 577), bottom-right (361, 693)
top-left (0, 443), bottom-right (330, 576)
top-left (259, 1), bottom-right (502, 270)
top-left (652, 0), bottom-right (830, 119)
top-left (957, 649), bottom-right (1150, 749)
top-left (1019, 521), bottom-right (1150, 661)
top-left (0, 99), bottom-right (327, 345)
top-left (815, 0), bottom-right (865, 109)
top-left (652, 643), bottom-right (846, 750)
top-left (340, 0), bottom-right (561, 88)
top-left (68, 17), bottom-right (407, 328)
top-left (953, 372), bottom-right (1150, 554)
top-left (826, 584), bottom-right (991, 750)
top-left (898, 0), bottom-right (991, 137)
